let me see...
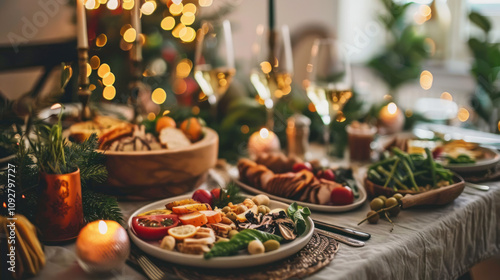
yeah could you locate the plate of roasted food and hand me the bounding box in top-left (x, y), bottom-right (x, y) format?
top-left (365, 147), bottom-right (465, 204)
top-left (232, 153), bottom-right (367, 212)
top-left (127, 186), bottom-right (314, 268)
top-left (67, 115), bottom-right (218, 199)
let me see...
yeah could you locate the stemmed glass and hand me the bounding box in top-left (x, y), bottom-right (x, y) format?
top-left (194, 20), bottom-right (236, 119)
top-left (250, 25), bottom-right (293, 130)
top-left (306, 39), bottom-right (352, 163)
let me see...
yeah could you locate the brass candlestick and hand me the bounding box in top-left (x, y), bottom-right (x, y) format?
top-left (77, 48), bottom-right (91, 121)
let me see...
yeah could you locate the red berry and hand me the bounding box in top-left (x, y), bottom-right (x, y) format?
top-left (292, 162), bottom-right (312, 173)
top-left (330, 186), bottom-right (354, 205)
top-left (210, 188), bottom-right (221, 200)
top-left (432, 147), bottom-right (443, 159)
top-left (192, 189), bottom-right (213, 206)
top-left (317, 169), bottom-right (336, 181)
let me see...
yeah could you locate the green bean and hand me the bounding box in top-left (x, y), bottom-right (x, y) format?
top-left (425, 148), bottom-right (437, 188)
top-left (392, 147), bottom-right (415, 170)
top-left (384, 159), bottom-right (400, 188)
top-left (399, 159), bottom-right (419, 191)
top-left (368, 157), bottom-right (396, 170)
top-left (376, 166), bottom-right (409, 190)
top-left (368, 169), bottom-right (384, 183)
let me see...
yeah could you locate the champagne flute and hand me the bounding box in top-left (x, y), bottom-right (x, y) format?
top-left (250, 24), bottom-right (293, 130)
top-left (306, 39), bottom-right (352, 163)
top-left (194, 20), bottom-right (236, 119)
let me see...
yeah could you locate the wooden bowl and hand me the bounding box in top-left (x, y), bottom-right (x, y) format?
top-left (98, 128), bottom-right (218, 200)
top-left (364, 174), bottom-right (465, 207)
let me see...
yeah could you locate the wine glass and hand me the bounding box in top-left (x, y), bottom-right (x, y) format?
top-left (250, 24), bottom-right (294, 130)
top-left (194, 20), bottom-right (236, 118)
top-left (306, 39), bottom-right (352, 163)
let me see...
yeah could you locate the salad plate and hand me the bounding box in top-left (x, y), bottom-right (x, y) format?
top-left (128, 194), bottom-right (314, 268)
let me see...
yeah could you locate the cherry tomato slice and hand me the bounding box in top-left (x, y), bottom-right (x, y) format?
top-left (192, 189), bottom-right (213, 206)
top-left (132, 214), bottom-right (180, 240)
top-left (330, 186), bottom-right (354, 206)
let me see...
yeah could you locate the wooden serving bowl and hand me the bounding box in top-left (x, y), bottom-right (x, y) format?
top-left (364, 174), bottom-right (465, 207)
top-left (98, 128), bottom-right (218, 200)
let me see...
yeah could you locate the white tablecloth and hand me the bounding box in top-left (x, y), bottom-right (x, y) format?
top-left (34, 180), bottom-right (500, 280)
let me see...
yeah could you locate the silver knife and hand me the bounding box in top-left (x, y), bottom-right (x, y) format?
top-left (316, 228), bottom-right (365, 247)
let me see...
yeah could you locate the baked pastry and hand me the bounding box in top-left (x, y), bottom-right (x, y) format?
top-left (255, 153), bottom-right (301, 173)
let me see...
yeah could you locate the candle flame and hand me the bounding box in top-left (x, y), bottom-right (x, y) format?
top-left (260, 128), bottom-right (270, 139)
top-left (98, 220), bottom-right (108, 234)
top-left (51, 103), bottom-right (62, 110)
top-left (387, 102), bottom-right (397, 115)
top-left (2, 202), bottom-right (6, 208)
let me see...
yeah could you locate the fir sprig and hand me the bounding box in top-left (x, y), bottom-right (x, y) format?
top-left (213, 182), bottom-right (245, 209)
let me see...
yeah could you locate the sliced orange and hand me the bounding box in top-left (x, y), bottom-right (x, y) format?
top-left (168, 225), bottom-right (197, 240)
top-left (179, 212), bottom-right (208, 226)
top-left (156, 116), bottom-right (176, 133)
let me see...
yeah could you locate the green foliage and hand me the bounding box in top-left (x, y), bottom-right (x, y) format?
top-left (369, 0), bottom-right (429, 92)
top-left (468, 11), bottom-right (500, 125)
top-left (82, 188), bottom-right (123, 224)
top-left (213, 182), bottom-right (245, 209)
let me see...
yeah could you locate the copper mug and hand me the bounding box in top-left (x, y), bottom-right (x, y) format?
top-left (37, 169), bottom-right (84, 242)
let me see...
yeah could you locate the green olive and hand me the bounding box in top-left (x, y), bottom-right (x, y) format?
top-left (229, 230), bottom-right (239, 239)
top-left (258, 205), bottom-right (271, 215)
top-left (263, 240), bottom-right (281, 252)
top-left (236, 205), bottom-right (248, 214)
top-left (377, 195), bottom-right (387, 204)
top-left (367, 210), bottom-right (379, 224)
top-left (222, 206), bottom-right (231, 213)
top-left (226, 212), bottom-right (237, 222)
top-left (385, 197), bottom-right (399, 208)
top-left (216, 238), bottom-right (230, 243)
top-left (370, 198), bottom-right (384, 211)
top-left (393, 193), bottom-right (403, 201)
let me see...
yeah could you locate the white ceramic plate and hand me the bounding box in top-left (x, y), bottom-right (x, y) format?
top-left (128, 194), bottom-right (314, 268)
top-left (229, 167), bottom-right (367, 213)
top-left (441, 147), bottom-right (500, 173)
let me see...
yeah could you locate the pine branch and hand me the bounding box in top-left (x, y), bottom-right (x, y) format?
top-left (82, 189), bottom-right (124, 224)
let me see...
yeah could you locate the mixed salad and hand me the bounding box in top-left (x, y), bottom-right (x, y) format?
top-left (130, 184), bottom-right (311, 259)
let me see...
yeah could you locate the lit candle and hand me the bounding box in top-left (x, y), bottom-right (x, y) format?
top-left (76, 0), bottom-right (88, 48)
top-left (248, 128), bottom-right (281, 158)
top-left (76, 220), bottom-right (130, 273)
top-left (131, 0), bottom-right (142, 61)
top-left (378, 102), bottom-right (405, 134)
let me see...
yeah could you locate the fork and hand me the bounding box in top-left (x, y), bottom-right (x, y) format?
top-left (130, 248), bottom-right (168, 280)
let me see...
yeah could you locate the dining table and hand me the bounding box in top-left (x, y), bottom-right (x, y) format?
top-left (32, 163), bottom-right (500, 280)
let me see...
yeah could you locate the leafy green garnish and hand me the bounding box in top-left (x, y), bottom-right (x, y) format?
top-left (287, 202), bottom-right (311, 235)
top-left (213, 182), bottom-right (245, 208)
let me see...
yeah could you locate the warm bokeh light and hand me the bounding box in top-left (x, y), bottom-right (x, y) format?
top-left (120, 40), bottom-right (133, 51)
top-left (457, 107), bottom-right (470, 122)
top-left (441, 92), bottom-right (453, 101)
top-left (103, 86), bottom-right (116, 100)
top-left (260, 61), bottom-right (272, 74)
top-left (98, 63), bottom-right (110, 78)
top-left (89, 84), bottom-right (96, 91)
top-left (106, 0), bottom-right (118, 10)
top-left (85, 0), bottom-right (97, 10)
top-left (173, 79), bottom-right (188, 94)
top-left (98, 0), bottom-right (107, 4)
top-left (405, 109), bottom-right (413, 118)
top-left (180, 27), bottom-right (196, 42)
top-left (260, 128), bottom-right (270, 139)
top-left (308, 102), bottom-right (316, 112)
top-left (199, 0), bottom-right (213, 7)
top-left (86, 63), bottom-right (92, 77)
top-left (120, 24), bottom-right (132, 36)
top-left (420, 70), bottom-right (433, 90)
top-left (183, 3), bottom-right (197, 14)
top-left (176, 59), bottom-right (192, 78)
top-left (241, 125), bottom-right (250, 134)
top-left (151, 88), bottom-right (167, 104)
top-left (498, 121), bottom-right (500, 132)
top-left (51, 103), bottom-right (62, 110)
top-left (90, 55), bottom-right (100, 69)
top-left (169, 3), bottom-right (183, 15)
top-left (163, 110), bottom-right (171, 116)
top-left (425, 38), bottom-right (436, 56)
top-left (96, 34), bottom-right (107, 47)
top-left (172, 23), bottom-right (185, 38)
top-left (122, 0), bottom-right (134, 10)
top-left (336, 111), bottom-right (346, 122)
top-left (98, 220), bottom-right (107, 234)
top-left (161, 16), bottom-right (176, 30)
top-left (181, 12), bottom-right (195, 25)
top-left (147, 112), bottom-right (156, 121)
top-left (192, 106), bottom-right (200, 115)
top-left (102, 72), bottom-right (115, 86)
top-left (415, 4), bottom-right (432, 24)
top-left (387, 102), bottom-right (398, 115)
top-left (123, 28), bottom-right (137, 43)
top-left (141, 1), bottom-right (156, 15)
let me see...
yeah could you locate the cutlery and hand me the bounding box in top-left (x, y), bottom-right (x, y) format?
top-left (316, 228), bottom-right (365, 247)
top-left (465, 182), bottom-right (490, 191)
top-left (313, 219), bottom-right (371, 241)
top-left (130, 246), bottom-right (168, 280)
